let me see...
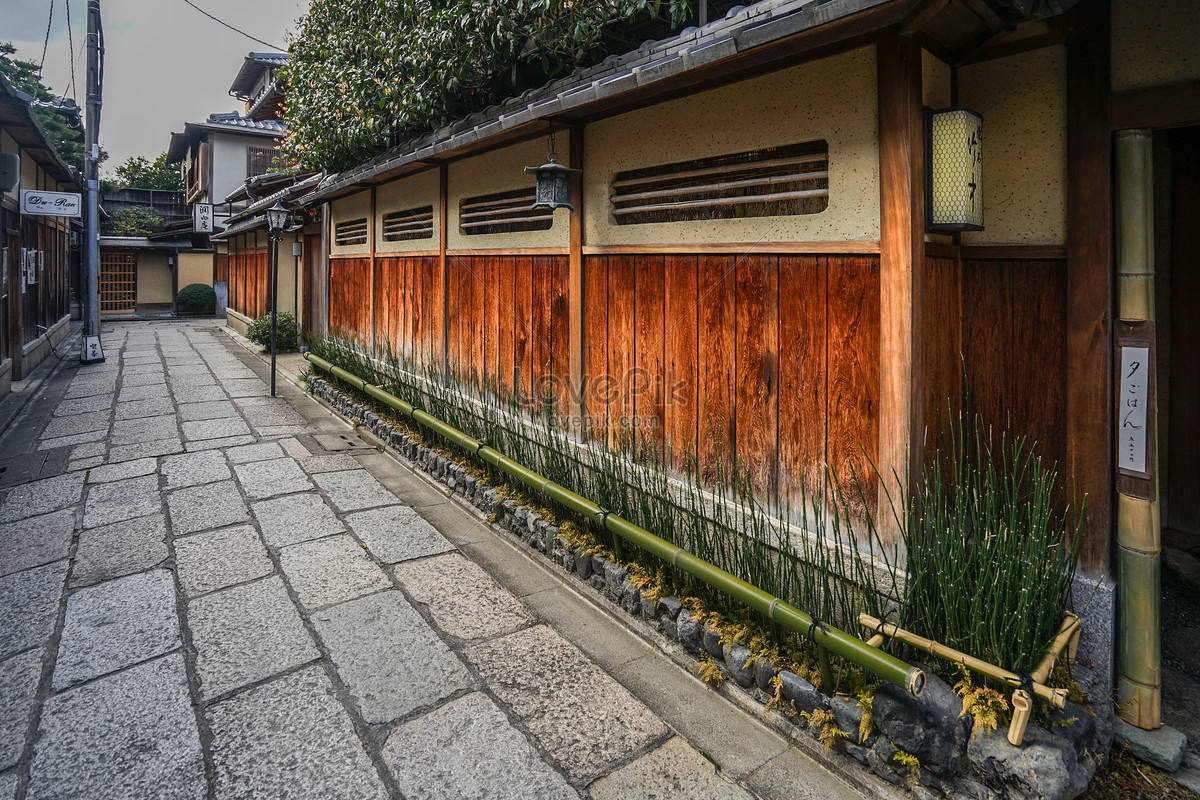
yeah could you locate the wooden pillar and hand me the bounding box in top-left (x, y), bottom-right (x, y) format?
top-left (369, 186), bottom-right (378, 355)
top-left (439, 162), bottom-right (449, 370)
top-left (1065, 0), bottom-right (1113, 573)
top-left (568, 124), bottom-right (585, 430)
top-left (876, 31), bottom-right (926, 526)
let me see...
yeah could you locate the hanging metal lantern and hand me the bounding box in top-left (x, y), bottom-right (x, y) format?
top-left (524, 124), bottom-right (581, 211)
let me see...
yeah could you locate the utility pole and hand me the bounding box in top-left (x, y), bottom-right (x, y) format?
top-left (81, 0), bottom-right (104, 363)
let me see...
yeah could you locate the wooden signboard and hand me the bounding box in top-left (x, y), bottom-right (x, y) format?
top-left (1116, 320), bottom-right (1157, 500)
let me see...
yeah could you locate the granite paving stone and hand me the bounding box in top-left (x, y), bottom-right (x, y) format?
top-left (161, 450), bottom-right (232, 489)
top-left (71, 513), bottom-right (169, 587)
top-left (0, 509), bottom-right (74, 577)
top-left (168, 373), bottom-right (218, 387)
top-left (171, 385), bottom-right (227, 403)
top-left (0, 561), bottom-right (68, 657)
top-left (206, 666), bottom-right (389, 800)
top-left (167, 480), bottom-right (250, 536)
top-left (71, 456), bottom-right (104, 470)
top-left (0, 771), bottom-right (14, 800)
top-left (394, 553), bottom-right (533, 641)
top-left (382, 692), bottom-right (578, 800)
top-left (181, 417), bottom-right (251, 442)
top-left (110, 416), bottom-right (179, 446)
top-left (250, 494), bottom-right (344, 548)
top-left (53, 395), bottom-right (114, 416)
top-left (87, 457), bottom-right (157, 483)
top-left (0, 649), bottom-right (44, 769)
top-left (297, 453), bottom-right (361, 474)
top-left (37, 430), bottom-right (107, 450)
top-left (41, 410), bottom-right (111, 439)
top-left (178, 401), bottom-right (239, 422)
top-left (83, 474), bottom-right (161, 529)
top-left (278, 534), bottom-right (391, 610)
top-left (121, 372), bottom-right (166, 388)
top-left (312, 591), bottom-right (472, 723)
top-left (187, 576), bottom-right (318, 699)
top-left (53, 570), bottom-right (180, 689)
top-left (113, 397), bottom-right (175, 420)
top-left (345, 506), bottom-right (455, 564)
top-left (240, 405), bottom-right (308, 429)
top-left (232, 458), bottom-right (312, 500)
top-left (175, 526), bottom-right (273, 597)
top-left (589, 737), bottom-right (756, 800)
top-left (108, 437), bottom-right (184, 462)
top-left (222, 379), bottom-right (268, 398)
top-left (26, 654), bottom-right (205, 800)
top-left (70, 441), bottom-right (106, 459)
top-left (0, 472), bottom-right (85, 523)
top-left (184, 434), bottom-right (257, 451)
top-left (465, 625), bottom-right (668, 782)
top-left (225, 441), bottom-right (284, 464)
top-left (117, 383), bottom-right (171, 402)
top-left (64, 379), bottom-right (117, 400)
top-left (313, 469), bottom-right (399, 512)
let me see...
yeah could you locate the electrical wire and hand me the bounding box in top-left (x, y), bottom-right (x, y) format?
top-left (37, 0), bottom-right (56, 87)
top-left (179, 0), bottom-right (285, 51)
top-left (63, 0), bottom-right (77, 108)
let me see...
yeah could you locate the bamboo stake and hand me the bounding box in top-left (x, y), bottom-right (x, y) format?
top-left (1008, 613), bottom-right (1082, 745)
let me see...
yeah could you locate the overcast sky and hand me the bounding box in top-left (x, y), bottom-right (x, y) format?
top-left (2, 0), bottom-right (307, 174)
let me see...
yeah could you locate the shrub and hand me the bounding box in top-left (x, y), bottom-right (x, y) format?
top-left (176, 283), bottom-right (216, 314)
top-left (246, 311), bottom-right (298, 351)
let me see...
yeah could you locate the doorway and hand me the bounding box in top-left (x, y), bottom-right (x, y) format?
top-left (99, 251), bottom-right (136, 314)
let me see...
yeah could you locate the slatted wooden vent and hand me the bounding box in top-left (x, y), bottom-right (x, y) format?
top-left (382, 206), bottom-right (434, 242)
top-left (459, 187), bottom-right (552, 236)
top-left (334, 218), bottom-right (369, 246)
top-left (611, 140), bottom-right (829, 225)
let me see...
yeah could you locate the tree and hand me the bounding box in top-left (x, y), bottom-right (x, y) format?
top-left (283, 0), bottom-right (691, 172)
top-left (0, 42), bottom-right (97, 174)
top-left (107, 206), bottom-right (163, 237)
top-left (109, 152), bottom-right (185, 191)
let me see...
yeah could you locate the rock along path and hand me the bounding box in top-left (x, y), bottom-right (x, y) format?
top-left (0, 319), bottom-right (871, 800)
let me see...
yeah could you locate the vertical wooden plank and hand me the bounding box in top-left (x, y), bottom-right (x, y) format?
top-left (411, 257), bottom-right (423, 365)
top-left (498, 256), bottom-right (515, 396)
top-left (826, 255), bottom-right (880, 513)
top-left (608, 255), bottom-right (636, 446)
top-left (569, 125), bottom-right (585, 428)
top-left (735, 254), bottom-right (778, 499)
top-left (777, 255), bottom-right (826, 507)
top-left (446, 256), bottom-right (460, 371)
top-left (471, 256), bottom-right (486, 385)
top-left (583, 256), bottom-right (609, 437)
top-left (482, 255), bottom-right (497, 392)
top-left (514, 255), bottom-right (532, 402)
top-left (921, 254), bottom-right (963, 453)
top-left (461, 255), bottom-right (476, 382)
top-left (1010, 259), bottom-right (1067, 470)
top-left (664, 255), bottom-right (698, 468)
top-left (438, 163), bottom-right (449, 369)
top-left (960, 258), bottom-right (1012, 437)
top-left (635, 255), bottom-right (666, 456)
top-left (697, 255), bottom-right (736, 480)
top-left (551, 255), bottom-right (570, 415)
top-left (532, 256), bottom-right (550, 407)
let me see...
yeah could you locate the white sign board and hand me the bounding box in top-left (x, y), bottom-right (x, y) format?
top-left (1118, 344), bottom-right (1150, 476)
top-left (193, 203), bottom-right (214, 233)
top-left (20, 189), bottom-right (82, 218)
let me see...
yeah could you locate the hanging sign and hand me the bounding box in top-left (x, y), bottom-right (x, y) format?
top-left (193, 203), bottom-right (214, 233)
top-left (20, 189), bottom-right (82, 218)
top-left (1116, 322), bottom-right (1157, 500)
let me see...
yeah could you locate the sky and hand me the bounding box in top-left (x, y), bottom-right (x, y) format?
top-left (2, 0), bottom-right (308, 174)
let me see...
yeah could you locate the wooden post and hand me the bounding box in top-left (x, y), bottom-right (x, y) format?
top-left (369, 186), bottom-right (377, 356)
top-left (876, 30), bottom-right (925, 532)
top-left (439, 162), bottom-right (449, 371)
top-left (569, 124), bottom-right (585, 431)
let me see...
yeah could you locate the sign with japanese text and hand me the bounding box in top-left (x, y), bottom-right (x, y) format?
top-left (1118, 344), bottom-right (1150, 476)
top-left (20, 189), bottom-right (82, 218)
top-left (193, 203), bottom-right (214, 233)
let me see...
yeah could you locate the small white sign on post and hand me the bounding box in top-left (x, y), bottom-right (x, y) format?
top-left (20, 189), bottom-right (82, 217)
top-left (193, 203), bottom-right (214, 233)
top-left (1118, 344), bottom-right (1151, 476)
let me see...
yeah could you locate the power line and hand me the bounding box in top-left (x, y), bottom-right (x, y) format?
top-left (180, 0), bottom-right (285, 51)
top-left (37, 0), bottom-right (56, 87)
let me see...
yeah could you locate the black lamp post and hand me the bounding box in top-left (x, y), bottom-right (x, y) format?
top-left (266, 201), bottom-right (288, 397)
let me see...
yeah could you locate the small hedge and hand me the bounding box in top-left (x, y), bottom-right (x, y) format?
top-left (176, 283), bottom-right (216, 314)
top-left (246, 311), bottom-right (299, 351)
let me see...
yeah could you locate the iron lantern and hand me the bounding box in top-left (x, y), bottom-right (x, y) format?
top-left (524, 154), bottom-right (581, 212)
top-left (266, 201), bottom-right (289, 233)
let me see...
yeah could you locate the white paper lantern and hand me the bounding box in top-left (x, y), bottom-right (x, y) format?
top-left (925, 107), bottom-right (984, 231)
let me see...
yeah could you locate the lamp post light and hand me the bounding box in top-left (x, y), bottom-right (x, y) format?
top-left (925, 107), bottom-right (984, 232)
top-left (266, 201), bottom-right (288, 397)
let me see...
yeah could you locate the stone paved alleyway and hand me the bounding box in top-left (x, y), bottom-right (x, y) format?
top-left (0, 320), bottom-right (870, 800)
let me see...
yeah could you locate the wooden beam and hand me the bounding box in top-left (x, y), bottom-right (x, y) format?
top-left (581, 241), bottom-right (881, 255)
top-left (568, 124), bottom-right (585, 429)
top-left (877, 30), bottom-right (926, 529)
top-left (1110, 80), bottom-right (1200, 132)
top-left (1065, 0), bottom-right (1113, 573)
top-left (900, 0), bottom-right (950, 36)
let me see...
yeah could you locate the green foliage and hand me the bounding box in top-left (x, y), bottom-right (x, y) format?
top-left (108, 206), bottom-right (163, 236)
top-left (176, 283), bottom-right (216, 313)
top-left (246, 312), bottom-right (299, 350)
top-left (283, 0), bottom-right (691, 171)
top-left (891, 746), bottom-right (921, 778)
top-left (953, 666), bottom-right (1009, 735)
top-left (109, 153), bottom-right (184, 191)
top-left (0, 42), bottom-right (101, 173)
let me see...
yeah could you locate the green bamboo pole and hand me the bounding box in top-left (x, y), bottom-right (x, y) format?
top-left (307, 353), bottom-right (925, 696)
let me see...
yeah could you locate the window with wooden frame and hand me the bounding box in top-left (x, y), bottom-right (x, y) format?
top-left (334, 218), bottom-right (369, 246)
top-left (610, 140), bottom-right (829, 225)
top-left (246, 145), bottom-right (280, 178)
top-left (381, 206), bottom-right (434, 242)
top-left (459, 187), bottom-right (552, 236)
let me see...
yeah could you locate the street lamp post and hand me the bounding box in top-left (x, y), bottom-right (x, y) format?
top-left (266, 202), bottom-right (288, 397)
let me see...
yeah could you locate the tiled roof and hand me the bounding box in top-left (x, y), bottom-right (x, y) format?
top-left (0, 74), bottom-right (79, 188)
top-left (229, 53), bottom-right (289, 99)
top-left (166, 115), bottom-right (285, 163)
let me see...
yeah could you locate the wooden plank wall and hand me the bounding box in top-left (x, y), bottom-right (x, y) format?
top-left (329, 257), bottom-right (371, 338)
top-left (227, 244), bottom-right (269, 320)
top-left (374, 256), bottom-right (439, 364)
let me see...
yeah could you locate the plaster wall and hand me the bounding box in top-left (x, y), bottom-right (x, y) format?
top-left (210, 133), bottom-right (279, 205)
top-left (922, 49), bottom-right (952, 110)
top-left (375, 168), bottom-right (441, 255)
top-left (1112, 0), bottom-right (1200, 93)
top-left (329, 189), bottom-right (372, 256)
top-left (177, 251), bottom-right (213, 289)
top-left (447, 137), bottom-right (569, 250)
top-left (958, 46), bottom-right (1067, 246)
top-left (584, 46), bottom-right (880, 245)
top-left (137, 252), bottom-right (173, 304)
top-left (19, 149), bottom-right (37, 193)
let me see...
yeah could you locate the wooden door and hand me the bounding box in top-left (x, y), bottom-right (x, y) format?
top-left (100, 251), bottom-right (137, 314)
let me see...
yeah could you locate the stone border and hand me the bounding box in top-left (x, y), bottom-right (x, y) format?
top-left (305, 374), bottom-right (1113, 800)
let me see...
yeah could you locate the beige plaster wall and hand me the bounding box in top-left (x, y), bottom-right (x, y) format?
top-left (375, 167), bottom-right (441, 255)
top-left (330, 189), bottom-right (373, 256)
top-left (1112, 0), bottom-right (1200, 93)
top-left (958, 46), bottom-right (1066, 246)
top-left (279, 232), bottom-right (302, 317)
top-left (177, 251), bottom-right (213, 289)
top-left (584, 46), bottom-right (879, 246)
top-left (922, 49), bottom-right (952, 110)
top-left (137, 252), bottom-right (173, 304)
top-left (447, 137), bottom-right (569, 250)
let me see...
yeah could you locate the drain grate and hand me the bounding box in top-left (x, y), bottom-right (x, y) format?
top-left (312, 433), bottom-right (374, 453)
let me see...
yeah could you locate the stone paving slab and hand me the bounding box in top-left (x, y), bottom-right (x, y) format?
top-left (381, 692), bottom-right (577, 800)
top-left (114, 397), bottom-right (175, 420)
top-left (206, 666), bottom-right (389, 800)
top-left (83, 474), bottom-right (161, 529)
top-left (185, 434), bottom-right (257, 451)
top-left (311, 590), bottom-right (472, 723)
top-left (109, 438), bottom-right (185, 463)
top-left (0, 560), bottom-right (68, 658)
top-left (110, 416), bottom-right (178, 446)
top-left (178, 401), bottom-right (240, 422)
top-left (0, 472), bottom-right (84, 523)
top-left (0, 509), bottom-right (74, 577)
top-left (345, 506), bottom-right (456, 564)
top-left (167, 479), bottom-right (250, 536)
top-left (313, 469), bottom-right (400, 512)
top-left (121, 372), bottom-right (166, 387)
top-left (27, 654), bottom-right (205, 800)
top-left (297, 453), bottom-right (360, 474)
top-left (175, 525), bottom-right (274, 597)
top-left (187, 575), bottom-right (318, 700)
top-left (393, 552), bottom-right (533, 641)
top-left (465, 625), bottom-right (669, 783)
top-left (278, 534), bottom-right (391, 611)
top-left (589, 736), bottom-right (756, 800)
top-left (53, 395), bottom-right (114, 416)
top-left (181, 417), bottom-right (251, 442)
top-left (171, 385), bottom-right (227, 403)
top-left (71, 513), bottom-right (169, 587)
top-left (41, 410), bottom-right (111, 439)
top-left (53, 569), bottom-right (180, 690)
top-left (0, 648), bottom-right (44, 770)
top-left (162, 450), bottom-right (232, 489)
top-left (87, 457), bottom-right (157, 483)
top-left (251, 493), bottom-right (344, 548)
top-left (226, 441), bottom-right (284, 463)
top-left (0, 769), bottom-right (15, 799)
top-left (232, 457), bottom-right (312, 499)
top-left (37, 430), bottom-right (107, 450)
top-left (117, 383), bottom-right (171, 402)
